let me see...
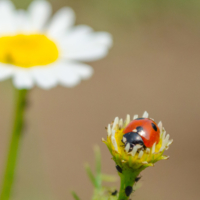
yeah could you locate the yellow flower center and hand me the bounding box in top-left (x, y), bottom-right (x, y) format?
top-left (0, 34), bottom-right (59, 68)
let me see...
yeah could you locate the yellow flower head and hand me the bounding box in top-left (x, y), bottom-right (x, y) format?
top-left (103, 111), bottom-right (173, 172)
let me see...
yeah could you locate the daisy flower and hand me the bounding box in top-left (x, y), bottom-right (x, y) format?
top-left (0, 0), bottom-right (112, 89)
top-left (102, 111), bottom-right (173, 199)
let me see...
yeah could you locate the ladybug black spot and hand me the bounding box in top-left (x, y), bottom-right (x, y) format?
top-left (116, 165), bottom-right (122, 173)
top-left (135, 118), bottom-right (145, 120)
top-left (125, 186), bottom-right (133, 197)
top-left (151, 123), bottom-right (157, 131)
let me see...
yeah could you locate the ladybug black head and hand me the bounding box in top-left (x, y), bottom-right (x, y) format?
top-left (122, 132), bottom-right (145, 152)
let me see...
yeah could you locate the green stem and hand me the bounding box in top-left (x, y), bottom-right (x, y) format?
top-left (0, 89), bottom-right (28, 200)
top-left (118, 169), bottom-right (140, 200)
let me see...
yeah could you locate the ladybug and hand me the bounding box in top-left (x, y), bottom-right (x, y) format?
top-left (122, 118), bottom-right (160, 152)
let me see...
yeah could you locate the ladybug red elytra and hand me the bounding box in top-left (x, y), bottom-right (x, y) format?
top-left (122, 118), bottom-right (160, 151)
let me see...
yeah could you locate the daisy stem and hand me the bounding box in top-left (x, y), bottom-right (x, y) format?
top-left (118, 169), bottom-right (140, 200)
top-left (0, 89), bottom-right (28, 200)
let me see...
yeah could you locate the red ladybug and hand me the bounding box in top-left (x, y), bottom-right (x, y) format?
top-left (122, 118), bottom-right (160, 151)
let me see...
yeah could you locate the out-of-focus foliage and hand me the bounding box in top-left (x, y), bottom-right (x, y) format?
top-left (73, 146), bottom-right (118, 200)
top-left (12, 0), bottom-right (200, 19)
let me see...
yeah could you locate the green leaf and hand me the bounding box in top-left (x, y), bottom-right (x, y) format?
top-left (94, 145), bottom-right (102, 188)
top-left (85, 163), bottom-right (97, 187)
top-left (94, 145), bottom-right (101, 176)
top-left (71, 191), bottom-right (81, 200)
top-left (101, 174), bottom-right (118, 182)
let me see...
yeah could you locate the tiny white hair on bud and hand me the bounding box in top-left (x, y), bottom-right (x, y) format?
top-left (160, 134), bottom-right (170, 151)
top-left (162, 130), bottom-right (166, 141)
top-left (162, 127), bottom-right (166, 136)
top-left (122, 137), bottom-right (127, 143)
top-left (167, 139), bottom-right (173, 146)
top-left (111, 136), bottom-right (118, 151)
top-left (142, 111), bottom-right (149, 118)
top-left (158, 121), bottom-right (162, 132)
top-left (119, 118), bottom-right (123, 128)
top-left (111, 129), bottom-right (116, 137)
top-left (159, 145), bottom-right (165, 152)
top-left (164, 156), bottom-right (169, 160)
top-left (152, 142), bottom-right (156, 154)
top-left (131, 145), bottom-right (138, 157)
top-left (160, 134), bottom-right (169, 152)
top-left (107, 124), bottom-right (111, 136)
top-left (165, 134), bottom-right (170, 144)
top-left (136, 144), bottom-right (143, 149)
top-left (112, 117), bottom-right (119, 130)
top-left (133, 114), bottom-right (138, 120)
top-left (138, 150), bottom-right (144, 159)
top-left (146, 148), bottom-right (150, 154)
top-left (125, 114), bottom-right (130, 125)
top-left (125, 143), bottom-right (130, 153)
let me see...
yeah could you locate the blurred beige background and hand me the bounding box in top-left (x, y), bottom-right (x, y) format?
top-left (0, 0), bottom-right (200, 200)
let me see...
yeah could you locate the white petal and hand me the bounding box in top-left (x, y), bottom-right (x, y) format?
top-left (107, 124), bottom-right (111, 137)
top-left (63, 25), bottom-right (93, 42)
top-left (158, 121), bottom-right (163, 133)
top-left (111, 136), bottom-right (118, 151)
top-left (162, 130), bottom-right (166, 141)
top-left (57, 61), bottom-right (93, 87)
top-left (167, 139), bottom-right (173, 146)
top-left (13, 69), bottom-right (34, 89)
top-left (125, 143), bottom-right (130, 153)
top-left (71, 62), bottom-right (93, 80)
top-left (0, 0), bottom-right (16, 34)
top-left (31, 66), bottom-right (58, 89)
top-left (56, 25), bottom-right (92, 48)
top-left (60, 28), bottom-right (112, 62)
top-left (112, 117), bottom-right (119, 130)
top-left (125, 114), bottom-right (130, 125)
top-left (133, 115), bottom-right (138, 119)
top-left (0, 0), bottom-right (14, 15)
top-left (151, 143), bottom-right (156, 154)
top-left (111, 129), bottom-right (115, 137)
top-left (65, 46), bottom-right (109, 62)
top-left (138, 150), bottom-right (144, 159)
top-left (119, 118), bottom-right (123, 128)
top-left (131, 145), bottom-right (138, 157)
top-left (28, 0), bottom-right (52, 31)
top-left (57, 66), bottom-right (80, 87)
top-left (146, 148), bottom-right (150, 154)
top-left (15, 10), bottom-right (32, 33)
top-left (164, 134), bottom-right (170, 147)
top-left (142, 111), bottom-right (149, 118)
top-left (91, 32), bottom-right (113, 47)
top-left (47, 7), bottom-right (75, 38)
top-left (0, 64), bottom-right (13, 80)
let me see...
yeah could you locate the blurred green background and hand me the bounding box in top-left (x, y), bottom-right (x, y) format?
top-left (1, 0), bottom-right (200, 200)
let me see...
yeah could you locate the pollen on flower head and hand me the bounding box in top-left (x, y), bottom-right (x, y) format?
top-left (102, 111), bottom-right (173, 171)
top-left (0, 34), bottom-right (59, 68)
